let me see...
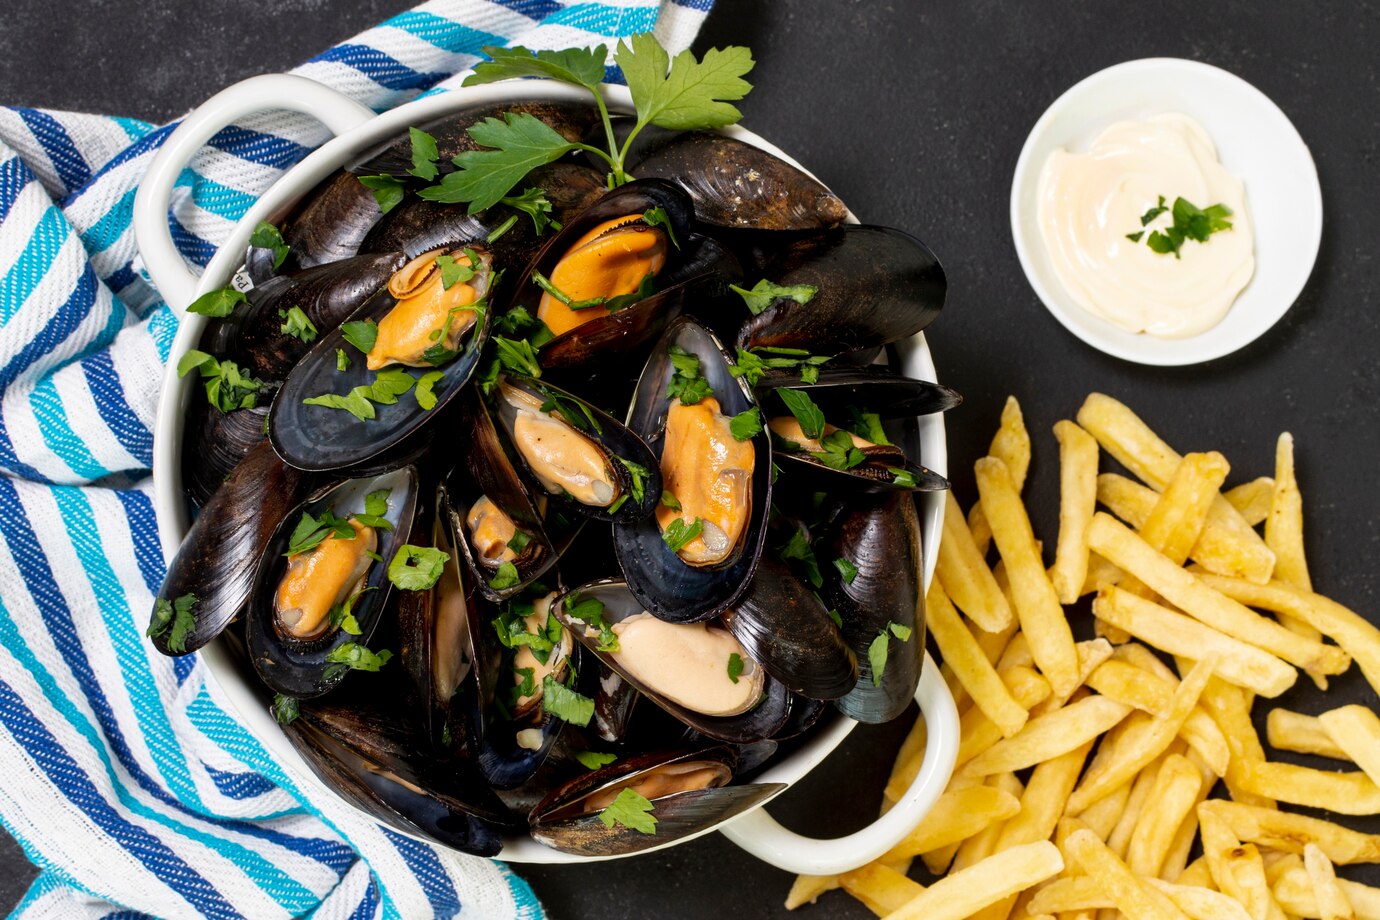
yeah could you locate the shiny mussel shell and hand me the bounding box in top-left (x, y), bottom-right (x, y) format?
top-left (735, 225), bottom-right (946, 357)
top-left (613, 317), bottom-right (771, 623)
top-left (529, 745), bottom-right (784, 857)
top-left (246, 466), bottom-right (419, 697)
top-left (552, 579), bottom-right (792, 743)
top-left (149, 441), bottom-right (314, 656)
top-left (181, 400), bottom-right (270, 509)
top-left (245, 169), bottom-right (384, 282)
top-left (270, 247), bottom-right (494, 472)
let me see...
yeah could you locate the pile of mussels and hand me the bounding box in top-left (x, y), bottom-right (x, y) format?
top-left (149, 98), bottom-right (958, 857)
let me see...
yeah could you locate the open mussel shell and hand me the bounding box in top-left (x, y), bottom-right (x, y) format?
top-left (489, 374), bottom-right (661, 525)
top-left (269, 248), bottom-right (495, 472)
top-left (593, 663), bottom-right (639, 744)
top-left (553, 579), bottom-right (792, 744)
top-left (150, 441), bottom-right (314, 656)
top-left (246, 466), bottom-right (419, 697)
top-left (755, 365), bottom-right (961, 417)
top-left (723, 556), bottom-right (857, 700)
top-left (245, 170), bottom-right (385, 283)
top-left (181, 401), bottom-right (269, 509)
top-left (232, 251), bottom-right (407, 380)
top-left (529, 745), bottom-right (784, 857)
top-left (627, 128), bottom-right (849, 231)
top-left (614, 317), bottom-right (771, 623)
top-left (819, 490), bottom-right (926, 723)
top-left (734, 225), bottom-right (946, 357)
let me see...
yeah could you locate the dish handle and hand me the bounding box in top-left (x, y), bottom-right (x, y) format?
top-left (719, 652), bottom-right (959, 876)
top-left (132, 74), bottom-right (375, 310)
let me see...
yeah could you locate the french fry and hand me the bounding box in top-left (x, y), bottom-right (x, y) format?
top-left (1128, 754), bottom-right (1205, 878)
top-left (1204, 799), bottom-right (1380, 865)
top-left (785, 874), bottom-right (837, 909)
top-left (1274, 866), bottom-right (1380, 920)
top-left (1198, 676), bottom-right (1274, 808)
top-left (1160, 749), bottom-right (1219, 881)
top-left (881, 784), bottom-right (1022, 861)
top-left (1267, 433), bottom-right (1312, 592)
top-left (1084, 658), bottom-right (1231, 776)
top-left (1065, 828), bottom-right (1189, 919)
top-left (1175, 856), bottom-right (1215, 889)
top-left (1077, 393), bottom-right (1275, 583)
top-left (976, 457), bottom-right (1081, 698)
top-left (927, 580), bottom-right (1028, 738)
top-left (969, 396), bottom-right (1032, 554)
top-left (879, 841), bottom-right (1064, 920)
top-left (1304, 843), bottom-right (1355, 920)
top-left (1263, 851), bottom-right (1302, 886)
top-left (1116, 641), bottom-right (1179, 680)
top-left (1081, 551), bottom-right (1125, 598)
top-left (965, 696), bottom-right (1132, 776)
top-left (1078, 780), bottom-right (1132, 842)
top-left (1226, 477), bottom-right (1275, 527)
top-left (1105, 744), bottom-right (1181, 859)
top-left (1067, 658), bottom-right (1214, 814)
top-left (882, 712), bottom-right (929, 811)
top-left (839, 863), bottom-right (926, 917)
top-left (1238, 761), bottom-right (1380, 816)
top-left (1179, 709), bottom-right (1231, 778)
top-left (1050, 420), bottom-right (1099, 604)
top-left (1267, 708), bottom-right (1349, 760)
top-left (1092, 586), bottom-right (1296, 698)
top-left (1031, 639), bottom-right (1114, 717)
top-left (1320, 705), bottom-right (1380, 790)
top-left (1192, 573), bottom-right (1380, 701)
top-left (938, 491), bottom-right (1015, 632)
top-left (1222, 842), bottom-right (1288, 920)
top-left (950, 772), bottom-right (1024, 873)
top-left (1121, 452), bottom-right (1231, 603)
top-left (1029, 877), bottom-right (1252, 920)
top-left (953, 666), bottom-right (1051, 771)
top-left (1088, 514), bottom-right (1346, 677)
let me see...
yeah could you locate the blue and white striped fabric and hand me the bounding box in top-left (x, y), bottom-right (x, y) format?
top-left (0, 2), bottom-right (713, 916)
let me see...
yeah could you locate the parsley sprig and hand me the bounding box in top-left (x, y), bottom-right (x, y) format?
top-left (1126, 195), bottom-right (1234, 258)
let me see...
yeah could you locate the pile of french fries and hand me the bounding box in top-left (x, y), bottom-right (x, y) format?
top-left (786, 392), bottom-right (1380, 920)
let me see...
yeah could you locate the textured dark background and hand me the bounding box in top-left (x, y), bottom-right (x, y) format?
top-left (3, 0), bottom-right (1380, 917)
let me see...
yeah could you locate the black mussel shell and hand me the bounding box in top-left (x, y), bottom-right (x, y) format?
top-left (553, 579), bottom-right (791, 744)
top-left (270, 248), bottom-right (495, 472)
top-left (593, 663), bottom-right (639, 744)
top-left (247, 170), bottom-right (384, 283)
top-left (723, 556), bottom-right (857, 700)
top-left (614, 317), bottom-right (771, 623)
top-left (820, 491), bottom-right (925, 723)
top-left (349, 100), bottom-right (600, 179)
top-left (181, 401), bottom-right (269, 509)
top-left (772, 695), bottom-right (834, 741)
top-left (529, 744), bottom-right (784, 856)
top-left (734, 226), bottom-right (946, 356)
top-left (246, 466), bottom-right (419, 697)
top-left (755, 365), bottom-right (961, 417)
top-left (489, 374), bottom-right (661, 525)
top-left (150, 441), bottom-right (314, 656)
top-left (232, 252), bottom-right (407, 380)
top-left (628, 129), bottom-right (849, 231)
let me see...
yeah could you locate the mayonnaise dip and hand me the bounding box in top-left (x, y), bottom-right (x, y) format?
top-left (1037, 113), bottom-right (1254, 338)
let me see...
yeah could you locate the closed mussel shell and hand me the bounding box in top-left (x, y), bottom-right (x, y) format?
top-left (246, 465), bottom-right (419, 698)
top-left (181, 400), bottom-right (270, 509)
top-left (613, 317), bottom-right (771, 623)
top-left (245, 169), bottom-right (385, 283)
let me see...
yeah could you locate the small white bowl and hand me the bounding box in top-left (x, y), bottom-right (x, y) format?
top-left (1010, 58), bottom-right (1322, 366)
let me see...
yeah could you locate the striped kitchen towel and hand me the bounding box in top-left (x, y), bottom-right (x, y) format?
top-left (0, 1), bottom-right (714, 917)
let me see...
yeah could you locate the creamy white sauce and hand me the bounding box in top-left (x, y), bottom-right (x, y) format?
top-left (1037, 113), bottom-right (1254, 338)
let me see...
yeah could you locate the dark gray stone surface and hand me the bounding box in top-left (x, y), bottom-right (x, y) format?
top-left (3, 1), bottom-right (1379, 918)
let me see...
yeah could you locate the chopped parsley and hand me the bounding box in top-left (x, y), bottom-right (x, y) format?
top-left (617, 457), bottom-right (649, 505)
top-left (327, 586), bottom-right (370, 635)
top-left (186, 286), bottom-right (248, 318)
top-left (660, 490), bottom-right (681, 511)
top-left (642, 206), bottom-right (679, 249)
top-left (354, 488), bottom-right (394, 531)
top-left (727, 652), bottom-right (744, 684)
top-left (729, 279), bottom-right (818, 316)
top-left (575, 750), bottom-right (618, 771)
top-left (813, 430), bottom-right (866, 471)
top-left (833, 557), bottom-right (859, 584)
top-left (729, 345), bottom-right (830, 386)
top-left (729, 407), bottom-right (763, 441)
top-left (278, 306), bottom-right (318, 343)
top-left (285, 509), bottom-right (355, 556)
top-left (776, 388), bottom-right (825, 440)
top-left (494, 336), bottom-right (542, 378)
top-left (324, 642), bottom-right (393, 679)
top-left (407, 127), bottom-right (440, 181)
top-left (892, 468), bottom-right (918, 488)
top-left (415, 370), bottom-right (445, 410)
top-left (357, 174), bottom-right (406, 215)
top-left (598, 787), bottom-right (657, 834)
top-left (488, 188), bottom-right (559, 242)
top-left (341, 319), bottom-right (379, 355)
top-left (389, 544), bottom-right (450, 591)
top-left (248, 221), bottom-right (291, 269)
top-left (779, 529), bottom-right (822, 588)
top-left (662, 517), bottom-right (703, 553)
top-left (846, 407), bottom-right (891, 446)
top-left (542, 675), bottom-right (594, 726)
top-left (666, 345), bottom-right (713, 405)
top-left (177, 351), bottom-right (265, 413)
top-left (488, 560), bottom-right (521, 591)
top-left (147, 593), bottom-right (197, 652)
top-left (566, 592), bottom-right (619, 652)
top-left (435, 250), bottom-right (479, 289)
top-left (271, 694), bottom-right (300, 725)
top-left (335, 348), bottom-right (350, 372)
top-left (1128, 195), bottom-right (1234, 259)
top-left (867, 622), bottom-right (914, 687)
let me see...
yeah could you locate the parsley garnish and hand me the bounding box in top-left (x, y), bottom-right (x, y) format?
top-left (846, 408), bottom-right (891, 446)
top-left (660, 490), bottom-right (681, 511)
top-left (489, 561), bottom-right (521, 591)
top-left (729, 407), bottom-right (762, 441)
top-left (776, 389), bottom-right (825, 440)
top-left (324, 642), bottom-right (393, 679)
top-left (662, 517), bottom-right (703, 553)
top-left (389, 544), bottom-right (450, 591)
top-left (357, 174), bottom-right (406, 214)
top-left (352, 489), bottom-right (393, 531)
top-left (892, 468), bottom-right (918, 488)
top-left (834, 558), bottom-right (859, 584)
top-left (327, 586), bottom-right (370, 636)
top-left (248, 222), bottom-right (291, 269)
top-left (617, 457), bottom-right (649, 505)
top-left (489, 188), bottom-right (559, 242)
top-left (506, 530), bottom-right (532, 554)
top-left (729, 279), bottom-right (818, 316)
top-left (304, 368), bottom-right (419, 420)
top-left (867, 622), bottom-right (914, 687)
top-left (271, 694), bottom-right (299, 725)
top-left (1140, 195), bottom-right (1169, 226)
top-left (279, 306), bottom-right (318, 343)
top-left (1129, 195), bottom-right (1234, 259)
top-left (147, 593), bottom-right (197, 652)
top-left (436, 251), bottom-right (479, 290)
top-left (335, 348), bottom-right (350, 372)
top-left (186, 286), bottom-right (248, 318)
top-left (415, 370), bottom-right (444, 410)
top-left (666, 345), bottom-right (714, 405)
top-left (542, 675), bottom-right (594, 726)
top-left (566, 593), bottom-right (619, 652)
top-left (727, 652), bottom-right (744, 684)
top-left (642, 206), bottom-right (679, 249)
top-left (494, 337), bottom-right (542, 378)
top-left (285, 509), bottom-right (355, 556)
top-left (813, 429), bottom-right (866, 471)
top-left (729, 346), bottom-right (830, 385)
top-left (575, 750), bottom-right (618, 771)
top-left (177, 351), bottom-right (264, 413)
top-left (598, 787), bottom-right (657, 834)
top-left (779, 530), bottom-right (822, 588)
top-left (407, 127), bottom-right (440, 181)
top-left (341, 319), bottom-right (379, 355)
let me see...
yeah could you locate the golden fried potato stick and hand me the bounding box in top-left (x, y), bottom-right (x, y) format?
top-left (878, 841), bottom-right (1064, 920)
top-left (1065, 828), bottom-right (1190, 920)
top-left (1225, 477), bottom-right (1275, 527)
top-left (839, 863), bottom-right (926, 917)
top-left (1267, 708), bottom-right (1349, 761)
top-left (927, 580), bottom-right (1028, 738)
top-left (784, 874), bottom-right (836, 911)
top-left (938, 491), bottom-right (1015, 633)
top-left (1128, 754), bottom-right (1204, 878)
top-left (1274, 866), bottom-right (1380, 920)
top-left (1319, 705), bottom-right (1380, 791)
top-left (1159, 749), bottom-right (1219, 882)
top-left (952, 666), bottom-right (1052, 772)
top-left (1078, 779), bottom-right (1133, 842)
top-left (1081, 552), bottom-right (1125, 598)
top-left (1086, 659), bottom-right (1231, 775)
top-left (1105, 743), bottom-right (1184, 860)
top-left (1077, 393), bottom-right (1275, 583)
top-left (1091, 587), bottom-right (1295, 698)
top-left (1088, 514), bottom-right (1346, 677)
top-left (950, 772), bottom-right (1024, 873)
top-left (1175, 857), bottom-right (1214, 889)
top-left (1030, 639), bottom-right (1115, 717)
top-left (965, 695), bottom-right (1132, 776)
top-left (1227, 842), bottom-right (1289, 920)
top-left (1237, 761), bottom-right (1380, 816)
top-left (1198, 676), bottom-right (1274, 809)
top-left (1030, 877), bottom-right (1252, 920)
top-left (976, 456), bottom-right (1080, 698)
top-left (1267, 433), bottom-right (1312, 591)
top-left (968, 396), bottom-right (1032, 554)
top-left (880, 783), bottom-right (1022, 862)
top-left (1304, 843), bottom-right (1356, 920)
top-left (1050, 420), bottom-right (1099, 604)
top-left (1204, 799), bottom-right (1380, 865)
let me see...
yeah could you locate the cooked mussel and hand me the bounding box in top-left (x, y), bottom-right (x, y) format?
top-left (614, 317), bottom-right (771, 623)
top-left (270, 245), bottom-right (495, 472)
top-left (245, 169), bottom-right (384, 282)
top-left (181, 400), bottom-right (269, 508)
top-left (529, 745), bottom-right (784, 856)
top-left (246, 465), bottom-right (419, 697)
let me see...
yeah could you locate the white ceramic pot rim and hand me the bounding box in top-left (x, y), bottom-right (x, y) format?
top-left (135, 74), bottom-right (958, 872)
